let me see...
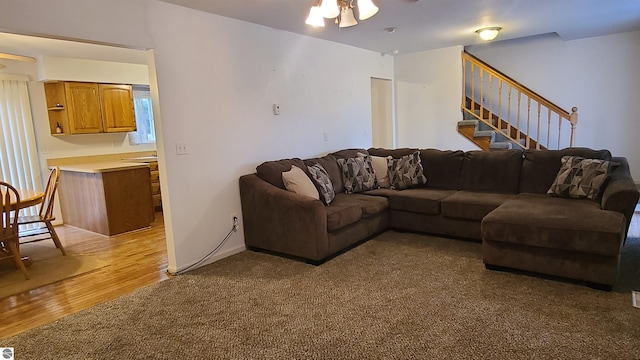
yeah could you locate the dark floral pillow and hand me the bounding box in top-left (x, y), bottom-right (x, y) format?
top-left (307, 163), bottom-right (335, 205)
top-left (387, 151), bottom-right (427, 190)
top-left (547, 156), bottom-right (615, 201)
top-left (337, 155), bottom-right (378, 194)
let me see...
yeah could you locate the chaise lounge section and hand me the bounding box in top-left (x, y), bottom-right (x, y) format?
top-left (239, 147), bottom-right (638, 288)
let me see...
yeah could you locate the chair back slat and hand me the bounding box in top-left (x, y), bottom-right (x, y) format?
top-left (40, 167), bottom-right (60, 219)
top-left (0, 181), bottom-right (20, 238)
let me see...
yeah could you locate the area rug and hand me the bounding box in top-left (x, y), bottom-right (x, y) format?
top-left (0, 242), bottom-right (109, 299)
top-left (2, 231), bottom-right (639, 359)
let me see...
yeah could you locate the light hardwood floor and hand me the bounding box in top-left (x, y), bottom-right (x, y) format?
top-left (0, 213), bottom-right (169, 340)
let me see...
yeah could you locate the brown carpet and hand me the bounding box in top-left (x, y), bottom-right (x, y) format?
top-left (0, 242), bottom-right (109, 299)
top-left (2, 231), bottom-right (639, 359)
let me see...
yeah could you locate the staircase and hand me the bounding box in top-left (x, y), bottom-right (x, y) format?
top-left (458, 51), bottom-right (578, 151)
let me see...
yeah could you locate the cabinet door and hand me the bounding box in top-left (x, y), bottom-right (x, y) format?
top-left (100, 84), bottom-right (137, 133)
top-left (65, 82), bottom-right (103, 134)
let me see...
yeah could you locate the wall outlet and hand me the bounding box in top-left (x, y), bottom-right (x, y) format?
top-left (176, 142), bottom-right (189, 155)
top-left (231, 213), bottom-right (239, 231)
top-left (272, 104), bottom-right (280, 115)
top-left (323, 132), bottom-right (329, 141)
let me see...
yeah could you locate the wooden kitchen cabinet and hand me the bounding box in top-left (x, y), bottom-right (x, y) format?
top-left (44, 81), bottom-right (136, 135)
top-left (99, 84), bottom-right (137, 132)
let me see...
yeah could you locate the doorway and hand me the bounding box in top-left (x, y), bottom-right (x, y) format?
top-left (370, 77), bottom-right (394, 148)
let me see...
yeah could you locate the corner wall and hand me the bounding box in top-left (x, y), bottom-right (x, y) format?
top-left (0, 0), bottom-right (394, 273)
top-left (394, 45), bottom-right (476, 151)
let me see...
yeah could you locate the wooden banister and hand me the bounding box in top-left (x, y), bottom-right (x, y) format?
top-left (461, 51), bottom-right (577, 150)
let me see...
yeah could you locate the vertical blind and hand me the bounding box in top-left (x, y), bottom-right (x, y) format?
top-left (0, 78), bottom-right (42, 199)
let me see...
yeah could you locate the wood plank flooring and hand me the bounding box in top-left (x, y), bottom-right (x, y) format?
top-left (0, 213), bottom-right (169, 340)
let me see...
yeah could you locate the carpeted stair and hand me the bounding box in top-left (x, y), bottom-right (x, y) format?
top-left (458, 109), bottom-right (525, 150)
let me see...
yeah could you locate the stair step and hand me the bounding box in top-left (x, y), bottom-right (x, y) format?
top-left (458, 120), bottom-right (478, 127)
top-left (490, 141), bottom-right (513, 150)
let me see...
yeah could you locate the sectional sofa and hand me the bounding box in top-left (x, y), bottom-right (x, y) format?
top-left (239, 147), bottom-right (638, 289)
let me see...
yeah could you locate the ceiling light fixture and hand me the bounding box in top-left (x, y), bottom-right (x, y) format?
top-left (306, 0), bottom-right (379, 28)
top-left (476, 27), bottom-right (502, 41)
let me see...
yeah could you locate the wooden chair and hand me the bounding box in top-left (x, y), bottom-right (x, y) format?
top-left (17, 167), bottom-right (66, 256)
top-left (0, 181), bottom-right (29, 279)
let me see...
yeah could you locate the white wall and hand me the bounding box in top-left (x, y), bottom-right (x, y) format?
top-left (394, 45), bottom-right (476, 151)
top-left (466, 31), bottom-right (640, 180)
top-left (0, 0), bottom-right (394, 273)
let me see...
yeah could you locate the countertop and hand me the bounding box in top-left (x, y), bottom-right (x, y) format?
top-left (120, 156), bottom-right (158, 163)
top-left (57, 161), bottom-right (150, 174)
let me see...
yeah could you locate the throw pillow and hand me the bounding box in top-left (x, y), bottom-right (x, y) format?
top-left (282, 165), bottom-right (320, 200)
top-left (358, 152), bottom-right (392, 189)
top-left (307, 163), bottom-right (336, 205)
top-left (387, 151), bottom-right (427, 190)
top-left (337, 155), bottom-right (378, 194)
top-left (547, 156), bottom-right (615, 201)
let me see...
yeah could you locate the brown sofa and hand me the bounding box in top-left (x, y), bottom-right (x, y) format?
top-left (239, 147), bottom-right (638, 289)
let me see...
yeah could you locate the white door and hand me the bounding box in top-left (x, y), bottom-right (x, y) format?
top-left (370, 77), bottom-right (394, 148)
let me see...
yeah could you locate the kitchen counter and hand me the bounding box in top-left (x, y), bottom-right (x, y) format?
top-left (57, 161), bottom-right (149, 173)
top-left (57, 162), bottom-right (154, 236)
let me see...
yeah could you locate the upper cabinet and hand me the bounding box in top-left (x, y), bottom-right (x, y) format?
top-left (44, 81), bottom-right (137, 135)
top-left (99, 84), bottom-right (137, 133)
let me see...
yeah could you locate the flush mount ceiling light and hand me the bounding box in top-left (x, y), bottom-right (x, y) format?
top-left (476, 27), bottom-right (502, 41)
top-left (306, 0), bottom-right (379, 28)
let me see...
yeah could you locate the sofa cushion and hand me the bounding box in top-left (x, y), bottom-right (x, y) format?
top-left (547, 156), bottom-right (615, 201)
top-left (387, 151), bottom-right (427, 190)
top-left (482, 193), bottom-right (625, 257)
top-left (519, 148), bottom-right (612, 194)
top-left (441, 191), bottom-right (515, 221)
top-left (282, 165), bottom-right (320, 200)
top-left (460, 150), bottom-right (523, 194)
top-left (362, 188), bottom-right (400, 198)
top-left (420, 149), bottom-right (465, 190)
top-left (333, 193), bottom-right (388, 216)
top-left (368, 148), bottom-right (420, 159)
top-left (389, 188), bottom-right (456, 215)
top-left (304, 154), bottom-right (344, 194)
top-left (326, 196), bottom-right (363, 232)
top-left (330, 148), bottom-right (369, 160)
top-left (256, 158), bottom-right (307, 189)
top-left (337, 156), bottom-right (378, 194)
top-left (307, 163), bottom-right (336, 205)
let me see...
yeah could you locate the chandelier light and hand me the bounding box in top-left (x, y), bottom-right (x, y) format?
top-left (476, 27), bottom-right (502, 41)
top-left (306, 0), bottom-right (379, 28)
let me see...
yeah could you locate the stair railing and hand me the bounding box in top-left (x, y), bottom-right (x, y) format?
top-left (461, 51), bottom-right (578, 150)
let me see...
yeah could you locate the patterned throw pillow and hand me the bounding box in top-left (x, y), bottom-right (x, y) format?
top-left (307, 163), bottom-right (335, 205)
top-left (387, 151), bottom-right (427, 190)
top-left (547, 156), bottom-right (614, 201)
top-left (337, 156), bottom-right (378, 194)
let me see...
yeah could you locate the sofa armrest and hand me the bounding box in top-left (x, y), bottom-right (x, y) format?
top-left (239, 174), bottom-right (329, 261)
top-left (601, 157), bottom-right (639, 239)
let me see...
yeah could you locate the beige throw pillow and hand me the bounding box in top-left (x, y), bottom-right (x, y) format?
top-left (357, 152), bottom-right (391, 188)
top-left (282, 165), bottom-right (320, 200)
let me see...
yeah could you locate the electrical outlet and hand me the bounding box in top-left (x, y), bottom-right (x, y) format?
top-left (176, 142), bottom-right (189, 155)
top-left (231, 213), bottom-right (239, 231)
top-left (272, 104), bottom-right (280, 115)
